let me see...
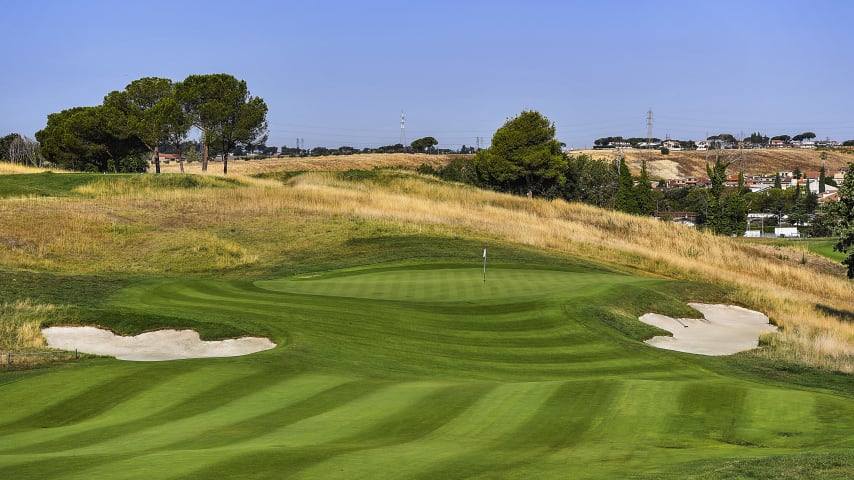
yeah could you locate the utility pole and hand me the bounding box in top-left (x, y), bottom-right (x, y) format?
top-left (646, 109), bottom-right (654, 158)
top-left (400, 111), bottom-right (406, 147)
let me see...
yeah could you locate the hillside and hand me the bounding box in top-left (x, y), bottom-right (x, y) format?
top-left (574, 147), bottom-right (854, 179)
top-left (0, 167), bottom-right (852, 478)
top-left (152, 148), bottom-right (854, 180)
top-left (153, 152), bottom-right (456, 175)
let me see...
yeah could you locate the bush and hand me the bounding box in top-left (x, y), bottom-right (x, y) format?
top-left (660, 147), bottom-right (670, 155)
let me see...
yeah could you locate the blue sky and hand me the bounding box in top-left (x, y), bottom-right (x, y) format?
top-left (2, 0), bottom-right (853, 150)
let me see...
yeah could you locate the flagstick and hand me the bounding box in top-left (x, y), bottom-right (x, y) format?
top-left (482, 248), bottom-right (487, 283)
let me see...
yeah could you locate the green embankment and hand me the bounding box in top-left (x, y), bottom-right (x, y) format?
top-left (1, 256), bottom-right (852, 479)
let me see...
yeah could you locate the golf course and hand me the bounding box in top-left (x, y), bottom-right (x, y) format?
top-left (1, 167), bottom-right (852, 479)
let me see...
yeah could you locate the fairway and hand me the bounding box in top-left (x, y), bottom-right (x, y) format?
top-left (1, 263), bottom-right (852, 479)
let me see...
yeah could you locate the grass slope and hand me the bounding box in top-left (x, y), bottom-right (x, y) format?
top-left (1, 257), bottom-right (852, 479)
top-left (1, 171), bottom-right (852, 478)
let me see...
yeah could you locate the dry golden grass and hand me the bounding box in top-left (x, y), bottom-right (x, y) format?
top-left (0, 163), bottom-right (66, 174)
top-left (573, 148), bottom-right (854, 178)
top-left (153, 153), bottom-right (457, 175)
top-left (0, 299), bottom-right (61, 351)
top-left (0, 170), bottom-right (852, 371)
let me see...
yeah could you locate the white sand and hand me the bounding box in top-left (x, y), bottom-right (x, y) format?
top-left (638, 303), bottom-right (778, 356)
top-left (41, 326), bottom-right (276, 361)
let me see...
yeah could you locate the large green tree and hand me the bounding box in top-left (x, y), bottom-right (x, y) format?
top-left (36, 106), bottom-right (146, 172)
top-left (634, 160), bottom-right (656, 215)
top-left (473, 110), bottom-right (566, 197)
top-left (103, 77), bottom-right (189, 174)
top-left (410, 136), bottom-right (438, 152)
top-left (832, 165), bottom-right (854, 278)
top-left (561, 154), bottom-right (618, 208)
top-left (614, 158), bottom-right (638, 214)
top-left (176, 74), bottom-right (268, 174)
top-left (704, 158), bottom-right (746, 235)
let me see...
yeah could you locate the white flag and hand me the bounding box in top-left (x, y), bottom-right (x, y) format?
top-left (483, 248), bottom-right (487, 258)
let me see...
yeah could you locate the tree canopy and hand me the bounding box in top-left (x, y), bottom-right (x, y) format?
top-left (33, 73), bottom-right (266, 174)
top-left (473, 110), bottom-right (566, 197)
top-left (832, 166), bottom-right (854, 278)
top-left (410, 136), bottom-right (438, 152)
top-left (104, 77), bottom-right (190, 173)
top-left (176, 74), bottom-right (268, 174)
top-left (36, 106), bottom-right (146, 172)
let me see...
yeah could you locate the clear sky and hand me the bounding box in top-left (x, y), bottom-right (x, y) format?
top-left (2, 0), bottom-right (853, 150)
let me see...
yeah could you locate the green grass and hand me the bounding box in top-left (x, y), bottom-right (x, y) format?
top-left (0, 172), bottom-right (109, 198)
top-left (1, 241), bottom-right (852, 478)
top-left (748, 237), bottom-right (847, 262)
top-left (0, 172), bottom-right (240, 199)
top-left (802, 238), bottom-right (847, 262)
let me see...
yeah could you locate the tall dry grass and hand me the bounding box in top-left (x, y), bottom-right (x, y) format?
top-left (0, 299), bottom-right (63, 351)
top-left (0, 170), bottom-right (852, 371)
top-left (153, 153), bottom-right (456, 175)
top-left (0, 163), bottom-right (64, 174)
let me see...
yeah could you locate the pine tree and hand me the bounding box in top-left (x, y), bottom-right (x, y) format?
top-left (774, 172), bottom-right (782, 189)
top-left (634, 160), bottom-right (656, 215)
top-left (614, 158), bottom-right (639, 214)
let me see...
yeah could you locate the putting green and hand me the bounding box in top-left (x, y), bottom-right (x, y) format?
top-left (1, 264), bottom-right (852, 479)
top-left (257, 267), bottom-right (636, 302)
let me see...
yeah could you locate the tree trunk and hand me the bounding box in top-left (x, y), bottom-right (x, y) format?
top-left (203, 141), bottom-right (209, 172)
top-left (153, 145), bottom-right (161, 174)
top-left (223, 152), bottom-right (228, 175)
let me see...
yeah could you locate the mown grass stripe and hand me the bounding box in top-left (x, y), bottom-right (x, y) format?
top-left (0, 363), bottom-right (236, 453)
top-left (180, 383), bottom-right (495, 479)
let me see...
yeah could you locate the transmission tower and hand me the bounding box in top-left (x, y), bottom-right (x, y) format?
top-left (400, 111), bottom-right (406, 146)
top-left (646, 109), bottom-right (654, 149)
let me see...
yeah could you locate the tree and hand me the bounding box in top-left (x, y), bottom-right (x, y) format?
top-left (746, 132), bottom-right (769, 145)
top-left (634, 160), bottom-right (656, 215)
top-left (832, 165), bottom-right (854, 277)
top-left (103, 77), bottom-right (189, 174)
top-left (8, 135), bottom-right (43, 166)
top-left (177, 73), bottom-right (268, 174)
top-left (704, 157), bottom-right (745, 235)
top-left (561, 154), bottom-right (619, 208)
top-left (473, 111), bottom-right (566, 197)
top-left (410, 136), bottom-right (438, 152)
top-left (774, 172), bottom-right (782, 189)
top-left (792, 132), bottom-right (816, 143)
top-left (0, 133), bottom-right (21, 162)
top-left (36, 106), bottom-right (146, 172)
top-left (614, 158), bottom-right (638, 214)
top-left (819, 164), bottom-right (827, 194)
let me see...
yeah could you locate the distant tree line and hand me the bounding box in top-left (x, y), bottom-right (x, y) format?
top-left (593, 131), bottom-right (829, 150)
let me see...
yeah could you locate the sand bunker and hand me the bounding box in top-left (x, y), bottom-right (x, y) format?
top-left (42, 326), bottom-right (276, 361)
top-left (638, 303), bottom-right (777, 356)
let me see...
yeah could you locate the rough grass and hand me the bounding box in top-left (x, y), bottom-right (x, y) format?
top-left (153, 152), bottom-right (458, 175)
top-left (0, 299), bottom-right (63, 350)
top-left (573, 147), bottom-right (854, 178)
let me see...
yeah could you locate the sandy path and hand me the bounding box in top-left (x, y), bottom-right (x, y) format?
top-left (638, 303), bottom-right (777, 356)
top-left (42, 327), bottom-right (276, 361)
